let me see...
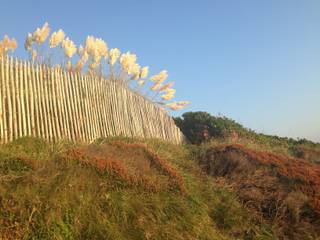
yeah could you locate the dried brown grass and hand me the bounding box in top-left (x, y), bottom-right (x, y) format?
top-left (200, 144), bottom-right (320, 239)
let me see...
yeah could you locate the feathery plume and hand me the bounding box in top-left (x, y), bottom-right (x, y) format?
top-left (49, 29), bottom-right (65, 48)
top-left (0, 35), bottom-right (17, 56)
top-left (140, 66), bottom-right (149, 79)
top-left (33, 22), bottom-right (50, 45)
top-left (131, 63), bottom-right (141, 80)
top-left (89, 62), bottom-right (99, 72)
top-left (150, 81), bottom-right (162, 91)
top-left (78, 45), bottom-right (85, 56)
top-left (75, 45), bottom-right (89, 72)
top-left (85, 36), bottom-right (96, 55)
top-left (31, 49), bottom-right (37, 61)
top-left (165, 103), bottom-right (181, 110)
top-left (9, 38), bottom-right (17, 50)
top-left (61, 37), bottom-right (77, 58)
top-left (95, 38), bottom-right (108, 58)
top-left (159, 82), bottom-right (174, 92)
top-left (166, 101), bottom-right (190, 110)
top-left (150, 70), bottom-right (168, 83)
top-left (138, 80), bottom-right (145, 86)
top-left (24, 33), bottom-right (33, 50)
top-left (109, 48), bottom-right (121, 65)
top-left (120, 51), bottom-right (137, 75)
top-left (161, 89), bottom-right (176, 100)
top-left (176, 101), bottom-right (190, 106)
top-left (85, 36), bottom-right (108, 60)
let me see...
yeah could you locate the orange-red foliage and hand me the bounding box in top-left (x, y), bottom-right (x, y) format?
top-left (215, 144), bottom-right (320, 212)
top-left (108, 141), bottom-right (185, 193)
top-left (60, 141), bottom-right (185, 193)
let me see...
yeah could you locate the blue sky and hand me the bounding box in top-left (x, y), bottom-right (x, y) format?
top-left (1, 0), bottom-right (319, 142)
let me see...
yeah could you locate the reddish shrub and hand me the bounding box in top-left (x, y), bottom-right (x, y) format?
top-left (108, 141), bottom-right (185, 193)
top-left (59, 141), bottom-right (185, 193)
top-left (212, 144), bottom-right (320, 212)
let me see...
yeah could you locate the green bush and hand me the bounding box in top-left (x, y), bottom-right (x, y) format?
top-left (174, 111), bottom-right (249, 144)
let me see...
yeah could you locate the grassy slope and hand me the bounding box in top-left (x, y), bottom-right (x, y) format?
top-left (0, 137), bottom-right (275, 240)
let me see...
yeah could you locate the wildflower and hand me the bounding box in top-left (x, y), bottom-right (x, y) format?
top-left (120, 51), bottom-right (137, 75)
top-left (150, 70), bottom-right (168, 83)
top-left (49, 29), bottom-right (65, 48)
top-left (61, 37), bottom-right (77, 58)
top-left (24, 33), bottom-right (33, 50)
top-left (159, 82), bottom-right (174, 92)
top-left (109, 48), bottom-right (120, 65)
top-left (140, 66), bottom-right (149, 79)
top-left (33, 22), bottom-right (50, 45)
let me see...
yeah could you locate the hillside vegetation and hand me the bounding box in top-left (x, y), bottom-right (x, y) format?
top-left (174, 111), bottom-right (320, 162)
top-left (0, 137), bottom-right (275, 240)
top-left (1, 112), bottom-right (320, 239)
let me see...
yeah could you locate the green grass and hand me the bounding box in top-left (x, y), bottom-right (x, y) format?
top-left (0, 137), bottom-right (276, 240)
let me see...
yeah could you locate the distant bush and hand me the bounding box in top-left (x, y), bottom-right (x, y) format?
top-left (174, 112), bottom-right (320, 158)
top-left (174, 111), bottom-right (248, 144)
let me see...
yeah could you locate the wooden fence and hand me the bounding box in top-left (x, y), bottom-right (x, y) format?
top-left (0, 57), bottom-right (185, 144)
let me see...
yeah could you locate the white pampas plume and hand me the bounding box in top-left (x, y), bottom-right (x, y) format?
top-left (131, 63), bottom-right (141, 80)
top-left (24, 33), bottom-right (33, 50)
top-left (150, 70), bottom-right (168, 83)
top-left (49, 29), bottom-right (65, 48)
top-left (95, 38), bottom-right (108, 58)
top-left (61, 37), bottom-right (77, 58)
top-left (140, 66), bottom-right (149, 79)
top-left (109, 48), bottom-right (121, 65)
top-left (119, 51), bottom-right (137, 75)
top-left (150, 81), bottom-right (162, 91)
top-left (0, 35), bottom-right (17, 56)
top-left (159, 82), bottom-right (174, 92)
top-left (33, 22), bottom-right (50, 45)
top-left (161, 89), bottom-right (176, 100)
top-left (31, 49), bottom-right (37, 61)
top-left (166, 101), bottom-right (190, 110)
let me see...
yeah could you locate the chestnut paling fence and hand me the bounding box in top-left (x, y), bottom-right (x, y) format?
top-left (0, 57), bottom-right (184, 144)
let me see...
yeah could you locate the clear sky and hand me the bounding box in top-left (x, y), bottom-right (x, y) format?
top-left (1, 0), bottom-right (319, 142)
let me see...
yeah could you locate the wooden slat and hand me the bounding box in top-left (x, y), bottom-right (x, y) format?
top-left (0, 59), bottom-right (184, 144)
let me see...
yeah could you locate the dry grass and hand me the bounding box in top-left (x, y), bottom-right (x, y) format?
top-left (0, 137), bottom-right (278, 240)
top-left (200, 143), bottom-right (320, 239)
top-left (57, 141), bottom-right (185, 193)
